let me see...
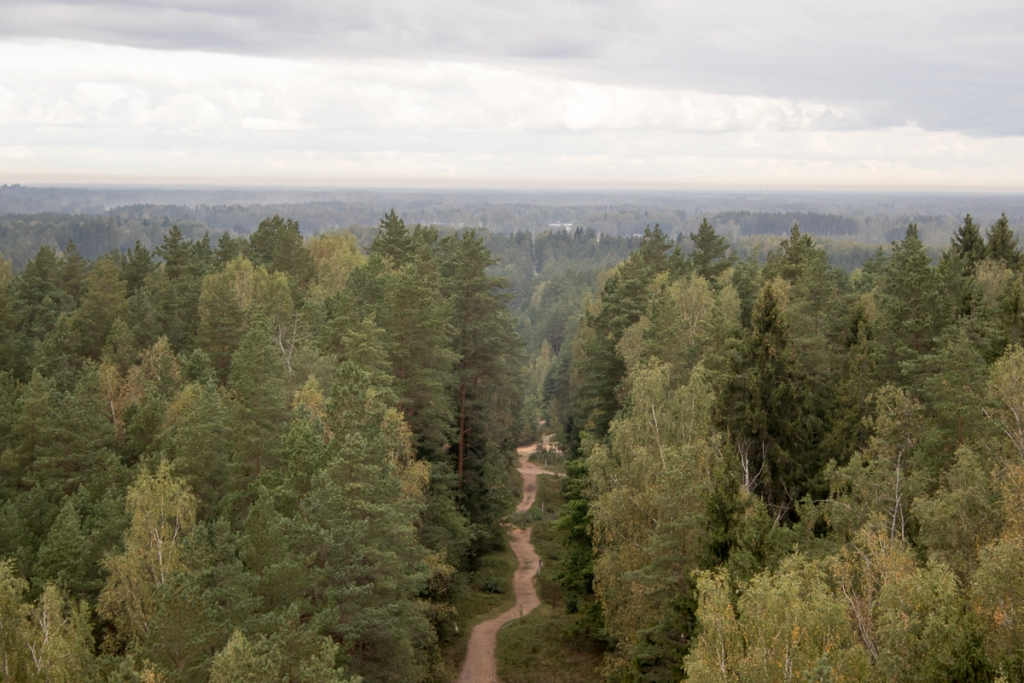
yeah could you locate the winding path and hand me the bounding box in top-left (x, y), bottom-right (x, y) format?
top-left (456, 441), bottom-right (562, 683)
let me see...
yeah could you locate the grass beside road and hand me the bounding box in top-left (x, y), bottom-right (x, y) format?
top-left (443, 541), bottom-right (518, 678)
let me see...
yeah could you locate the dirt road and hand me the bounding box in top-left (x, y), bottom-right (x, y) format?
top-left (456, 442), bottom-right (561, 683)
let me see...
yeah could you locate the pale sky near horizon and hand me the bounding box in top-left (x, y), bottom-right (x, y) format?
top-left (2, 1), bottom-right (1023, 189)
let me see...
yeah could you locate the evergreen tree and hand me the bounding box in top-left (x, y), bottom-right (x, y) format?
top-left (154, 226), bottom-right (202, 352)
top-left (439, 231), bottom-right (521, 515)
top-left (370, 209), bottom-right (414, 265)
top-left (986, 213), bottom-right (1022, 269)
top-left (227, 318), bottom-right (289, 491)
top-left (362, 220), bottom-right (456, 457)
top-left (197, 269), bottom-right (247, 382)
top-left (575, 226), bottom-right (672, 436)
top-left (249, 215), bottom-right (312, 284)
top-left (242, 365), bottom-right (435, 683)
top-left (721, 281), bottom-right (819, 518)
top-left (689, 218), bottom-right (734, 281)
top-left (59, 241), bottom-right (89, 306)
top-left (121, 239), bottom-right (155, 295)
top-left (951, 213), bottom-right (987, 273)
top-left (875, 224), bottom-right (943, 382)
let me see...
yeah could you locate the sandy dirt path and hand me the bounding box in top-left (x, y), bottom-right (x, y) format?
top-left (456, 442), bottom-right (562, 683)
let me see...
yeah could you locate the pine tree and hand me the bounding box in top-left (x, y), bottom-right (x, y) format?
top-left (198, 270), bottom-right (247, 382)
top-left (59, 241), bottom-right (89, 306)
top-left (362, 220), bottom-right (457, 457)
top-left (155, 226), bottom-right (190, 281)
top-left (242, 367), bottom-right (435, 683)
top-left (370, 209), bottom-right (414, 264)
top-left (439, 231), bottom-right (521, 511)
top-left (154, 226), bottom-right (202, 352)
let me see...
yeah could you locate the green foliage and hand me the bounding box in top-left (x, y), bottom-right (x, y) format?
top-left (5, 209), bottom-right (1024, 683)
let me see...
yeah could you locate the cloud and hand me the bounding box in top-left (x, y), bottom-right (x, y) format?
top-left (0, 41), bottom-right (861, 135)
top-left (2, 3), bottom-right (1024, 189)
top-left (1, 0), bottom-right (1022, 134)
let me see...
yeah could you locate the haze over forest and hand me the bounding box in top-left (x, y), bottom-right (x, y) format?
top-left (4, 184), bottom-right (1024, 266)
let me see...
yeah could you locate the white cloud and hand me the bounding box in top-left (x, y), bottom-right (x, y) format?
top-left (3, 0), bottom-right (1023, 134)
top-left (0, 41), bottom-right (859, 134)
top-left (1, 39), bottom-right (1023, 189)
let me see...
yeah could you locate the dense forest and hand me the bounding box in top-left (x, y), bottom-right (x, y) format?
top-left (4, 205), bottom-right (1024, 682)
top-left (0, 212), bottom-right (532, 682)
top-left (543, 213), bottom-right (1024, 682)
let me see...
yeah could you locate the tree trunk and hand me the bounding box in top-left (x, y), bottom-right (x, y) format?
top-left (458, 380), bottom-right (467, 493)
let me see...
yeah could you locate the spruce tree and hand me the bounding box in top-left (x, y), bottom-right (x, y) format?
top-left (951, 213), bottom-right (986, 273)
top-left (689, 218), bottom-right (734, 281)
top-left (875, 224), bottom-right (942, 381)
top-left (987, 213), bottom-right (1022, 269)
top-left (120, 239), bottom-right (154, 295)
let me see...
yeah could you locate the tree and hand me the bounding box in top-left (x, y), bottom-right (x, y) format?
top-left (829, 527), bottom-right (975, 682)
top-left (875, 224), bottom-right (942, 382)
top-left (971, 463), bottom-right (1024, 679)
top-left (98, 461), bottom-right (197, 644)
top-left (361, 220), bottom-right (456, 457)
top-left (721, 280), bottom-right (818, 519)
top-left (198, 268), bottom-right (247, 382)
top-left (0, 562), bottom-right (97, 683)
top-left (689, 218), bottom-right (735, 282)
top-left (250, 215), bottom-right (312, 285)
top-left (951, 213), bottom-right (987, 273)
top-left (914, 447), bottom-right (1000, 581)
top-left (825, 385), bottom-right (927, 543)
top-left (70, 257), bottom-right (126, 360)
top-left (121, 240), bottom-right (155, 295)
top-left (242, 365), bottom-right (435, 683)
top-left (11, 246), bottom-right (68, 377)
top-left (227, 319), bottom-right (290, 488)
top-left (153, 226), bottom-right (202, 351)
top-left (987, 214), bottom-right (1022, 270)
top-left (439, 231), bottom-right (521, 509)
top-left (307, 232), bottom-right (365, 299)
top-left (686, 560), bottom-right (868, 683)
top-left (986, 344), bottom-right (1024, 460)
top-left (59, 241), bottom-right (89, 306)
top-left (587, 363), bottom-right (729, 679)
top-left (370, 209), bottom-right (414, 265)
top-left (575, 226), bottom-right (673, 436)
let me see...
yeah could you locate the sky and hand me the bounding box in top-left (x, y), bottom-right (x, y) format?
top-left (1, 0), bottom-right (1023, 189)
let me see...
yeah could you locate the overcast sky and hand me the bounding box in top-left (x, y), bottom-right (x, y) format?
top-left (2, 0), bottom-right (1023, 189)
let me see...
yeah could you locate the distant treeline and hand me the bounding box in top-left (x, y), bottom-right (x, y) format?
top-left (712, 210), bottom-right (860, 236)
top-left (0, 206), bottom-right (1006, 276)
top-left (0, 213), bottom-right (220, 268)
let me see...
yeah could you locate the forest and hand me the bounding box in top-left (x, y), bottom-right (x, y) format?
top-left (2, 206), bottom-right (1024, 682)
